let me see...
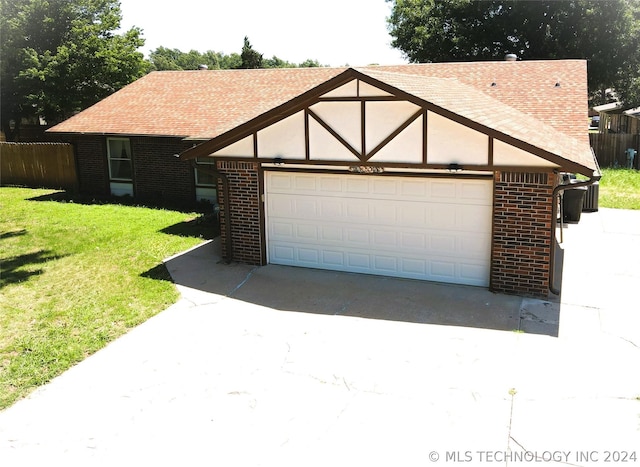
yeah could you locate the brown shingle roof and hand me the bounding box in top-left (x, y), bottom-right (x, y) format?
top-left (374, 60), bottom-right (589, 143)
top-left (48, 60), bottom-right (594, 172)
top-left (49, 67), bottom-right (346, 139)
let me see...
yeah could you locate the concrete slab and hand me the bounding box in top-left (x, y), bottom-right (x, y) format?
top-left (1, 208), bottom-right (639, 466)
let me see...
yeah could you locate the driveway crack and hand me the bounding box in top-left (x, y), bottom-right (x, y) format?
top-left (228, 266), bottom-right (258, 297)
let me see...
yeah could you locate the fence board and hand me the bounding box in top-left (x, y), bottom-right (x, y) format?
top-left (0, 142), bottom-right (78, 190)
top-left (590, 133), bottom-right (640, 168)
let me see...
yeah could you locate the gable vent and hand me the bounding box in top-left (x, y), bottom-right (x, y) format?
top-left (500, 172), bottom-right (549, 185)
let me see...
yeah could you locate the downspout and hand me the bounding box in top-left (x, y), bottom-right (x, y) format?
top-left (549, 153), bottom-right (602, 295)
top-left (190, 160), bottom-right (233, 263)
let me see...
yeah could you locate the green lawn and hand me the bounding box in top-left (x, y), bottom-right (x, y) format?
top-left (598, 168), bottom-right (640, 210)
top-left (0, 187), bottom-right (216, 409)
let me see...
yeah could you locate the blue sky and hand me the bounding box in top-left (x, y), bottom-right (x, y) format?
top-left (118, 0), bottom-right (407, 67)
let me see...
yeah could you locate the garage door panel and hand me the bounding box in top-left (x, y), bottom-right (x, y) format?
top-left (458, 205), bottom-right (492, 230)
top-left (298, 248), bottom-right (319, 263)
top-left (320, 199), bottom-right (344, 219)
top-left (460, 234), bottom-right (492, 257)
top-left (346, 228), bottom-right (369, 244)
top-left (399, 205), bottom-right (428, 227)
top-left (273, 245), bottom-right (295, 261)
top-left (323, 250), bottom-right (345, 266)
top-left (296, 224), bottom-right (318, 240)
top-left (430, 260), bottom-right (457, 281)
top-left (400, 232), bottom-right (426, 250)
top-left (373, 230), bottom-right (398, 248)
top-left (347, 253), bottom-right (370, 269)
top-left (372, 179), bottom-right (398, 195)
top-left (401, 258), bottom-right (427, 275)
top-left (266, 172), bottom-right (491, 286)
top-left (272, 222), bottom-right (294, 239)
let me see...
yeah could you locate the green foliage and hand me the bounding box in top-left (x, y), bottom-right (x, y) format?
top-left (240, 36), bottom-right (264, 69)
top-left (149, 46), bottom-right (243, 71)
top-left (0, 0), bottom-right (149, 139)
top-left (148, 38), bottom-right (325, 71)
top-left (0, 187), bottom-right (212, 409)
top-left (386, 0), bottom-right (640, 107)
top-left (599, 168), bottom-right (640, 210)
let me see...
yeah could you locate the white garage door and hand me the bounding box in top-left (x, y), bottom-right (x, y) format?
top-left (265, 172), bottom-right (493, 286)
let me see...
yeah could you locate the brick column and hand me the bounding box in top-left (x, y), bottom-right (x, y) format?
top-left (217, 161), bottom-right (263, 264)
top-left (491, 171), bottom-right (555, 297)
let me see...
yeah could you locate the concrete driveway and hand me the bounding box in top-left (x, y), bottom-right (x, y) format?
top-left (1, 208), bottom-right (639, 466)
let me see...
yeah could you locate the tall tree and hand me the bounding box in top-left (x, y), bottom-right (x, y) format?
top-left (239, 36), bottom-right (264, 69)
top-left (386, 0), bottom-right (640, 106)
top-left (0, 0), bottom-right (148, 140)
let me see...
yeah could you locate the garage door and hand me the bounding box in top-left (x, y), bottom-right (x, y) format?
top-left (265, 172), bottom-right (493, 286)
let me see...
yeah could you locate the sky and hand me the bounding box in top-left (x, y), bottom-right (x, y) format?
top-left (118, 0), bottom-right (407, 67)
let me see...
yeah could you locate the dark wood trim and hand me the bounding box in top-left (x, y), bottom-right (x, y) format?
top-left (304, 108), bottom-right (310, 161)
top-left (214, 154), bottom-right (559, 173)
top-left (364, 109), bottom-right (423, 162)
top-left (361, 100), bottom-right (366, 158)
top-left (257, 164), bottom-right (267, 265)
top-left (307, 107), bottom-right (363, 161)
top-left (423, 110), bottom-right (428, 165)
top-left (252, 133), bottom-right (258, 158)
top-left (262, 165), bottom-right (494, 180)
top-left (489, 171), bottom-right (497, 292)
top-left (488, 137), bottom-right (494, 166)
top-left (317, 96), bottom-right (400, 102)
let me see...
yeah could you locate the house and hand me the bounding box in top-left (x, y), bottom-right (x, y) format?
top-left (591, 102), bottom-right (640, 167)
top-left (48, 59), bottom-right (599, 298)
top-left (593, 102), bottom-right (640, 135)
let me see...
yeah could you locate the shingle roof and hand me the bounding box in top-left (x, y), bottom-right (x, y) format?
top-left (355, 68), bottom-right (595, 171)
top-left (48, 60), bottom-right (594, 172)
top-left (49, 67), bottom-right (346, 139)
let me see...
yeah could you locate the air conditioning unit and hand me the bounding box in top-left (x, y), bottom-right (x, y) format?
top-left (582, 182), bottom-right (599, 212)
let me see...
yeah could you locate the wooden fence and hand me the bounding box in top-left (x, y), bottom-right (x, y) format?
top-left (1, 142), bottom-right (78, 191)
top-left (590, 133), bottom-right (640, 168)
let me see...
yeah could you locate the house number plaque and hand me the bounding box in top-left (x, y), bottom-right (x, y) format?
top-left (348, 166), bottom-right (385, 174)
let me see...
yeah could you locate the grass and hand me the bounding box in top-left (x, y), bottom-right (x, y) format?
top-left (598, 168), bottom-right (640, 210)
top-left (0, 187), bottom-right (216, 409)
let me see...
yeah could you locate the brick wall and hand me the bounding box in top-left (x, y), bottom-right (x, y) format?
top-left (217, 161), bottom-right (262, 264)
top-left (75, 136), bottom-right (108, 195)
top-left (132, 137), bottom-right (195, 208)
top-left (491, 171), bottom-right (555, 297)
top-left (57, 135), bottom-right (198, 208)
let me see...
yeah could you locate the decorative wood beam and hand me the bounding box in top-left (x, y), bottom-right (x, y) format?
top-left (363, 109), bottom-right (424, 162)
top-left (307, 108), bottom-right (363, 161)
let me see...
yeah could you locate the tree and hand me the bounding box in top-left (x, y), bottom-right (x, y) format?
top-left (386, 0), bottom-right (640, 107)
top-left (0, 0), bottom-right (148, 140)
top-left (148, 47), bottom-right (244, 71)
top-left (239, 36), bottom-right (263, 69)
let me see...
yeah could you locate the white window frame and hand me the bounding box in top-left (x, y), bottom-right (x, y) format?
top-left (107, 137), bottom-right (133, 181)
top-left (194, 157), bottom-right (217, 187)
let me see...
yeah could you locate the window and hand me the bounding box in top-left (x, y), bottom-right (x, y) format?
top-left (194, 157), bottom-right (217, 205)
top-left (107, 138), bottom-right (133, 181)
top-left (194, 157), bottom-right (216, 186)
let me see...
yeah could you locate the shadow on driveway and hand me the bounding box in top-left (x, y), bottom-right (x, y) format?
top-left (161, 238), bottom-right (560, 336)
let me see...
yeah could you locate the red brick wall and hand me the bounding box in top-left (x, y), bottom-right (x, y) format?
top-left (75, 136), bottom-right (108, 195)
top-left (491, 171), bottom-right (555, 297)
top-left (58, 135), bottom-right (197, 207)
top-left (217, 161), bottom-right (263, 264)
top-left (132, 137), bottom-right (195, 207)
